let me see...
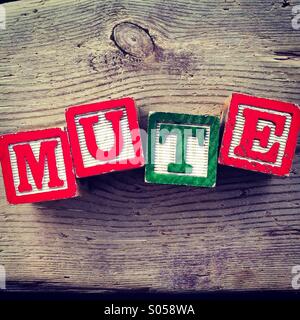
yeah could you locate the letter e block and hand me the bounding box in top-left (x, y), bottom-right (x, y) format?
top-left (219, 93), bottom-right (300, 176)
top-left (0, 128), bottom-right (77, 204)
top-left (145, 112), bottom-right (220, 187)
top-left (66, 98), bottom-right (144, 178)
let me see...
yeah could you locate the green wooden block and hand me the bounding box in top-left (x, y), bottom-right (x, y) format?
top-left (145, 112), bottom-right (220, 187)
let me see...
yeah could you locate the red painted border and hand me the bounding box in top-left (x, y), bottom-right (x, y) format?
top-left (65, 97), bottom-right (144, 178)
top-left (0, 128), bottom-right (78, 204)
top-left (218, 93), bottom-right (300, 176)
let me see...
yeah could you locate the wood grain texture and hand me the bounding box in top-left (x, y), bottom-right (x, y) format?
top-left (0, 0), bottom-right (300, 292)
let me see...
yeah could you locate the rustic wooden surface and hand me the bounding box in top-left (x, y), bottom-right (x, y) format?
top-left (0, 0), bottom-right (300, 293)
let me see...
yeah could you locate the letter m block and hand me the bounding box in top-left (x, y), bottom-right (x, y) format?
top-left (145, 112), bottom-right (220, 187)
top-left (0, 128), bottom-right (77, 204)
top-left (219, 93), bottom-right (300, 176)
top-left (65, 98), bottom-right (144, 178)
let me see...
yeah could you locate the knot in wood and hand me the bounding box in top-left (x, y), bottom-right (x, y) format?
top-left (112, 22), bottom-right (155, 59)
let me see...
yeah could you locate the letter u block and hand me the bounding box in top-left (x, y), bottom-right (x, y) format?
top-left (65, 98), bottom-right (144, 178)
top-left (145, 112), bottom-right (220, 187)
top-left (0, 128), bottom-right (77, 204)
top-left (219, 93), bottom-right (300, 176)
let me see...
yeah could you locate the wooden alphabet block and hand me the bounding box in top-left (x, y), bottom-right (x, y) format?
top-left (65, 97), bottom-right (144, 178)
top-left (219, 93), bottom-right (300, 176)
top-left (145, 112), bottom-right (220, 187)
top-left (0, 128), bottom-right (77, 204)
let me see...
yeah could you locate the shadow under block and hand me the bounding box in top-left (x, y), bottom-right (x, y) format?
top-left (219, 93), bottom-right (300, 176)
top-left (0, 128), bottom-right (77, 204)
top-left (145, 112), bottom-right (220, 187)
top-left (65, 97), bottom-right (144, 178)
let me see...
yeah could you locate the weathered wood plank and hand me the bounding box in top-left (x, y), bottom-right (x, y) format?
top-left (0, 0), bottom-right (300, 292)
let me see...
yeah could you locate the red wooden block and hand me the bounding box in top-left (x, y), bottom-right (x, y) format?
top-left (65, 97), bottom-right (144, 178)
top-left (219, 93), bottom-right (300, 176)
top-left (0, 128), bottom-right (78, 204)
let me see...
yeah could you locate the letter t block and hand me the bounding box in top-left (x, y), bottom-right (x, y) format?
top-left (0, 128), bottom-right (77, 204)
top-left (145, 112), bottom-right (220, 187)
top-left (219, 93), bottom-right (300, 176)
